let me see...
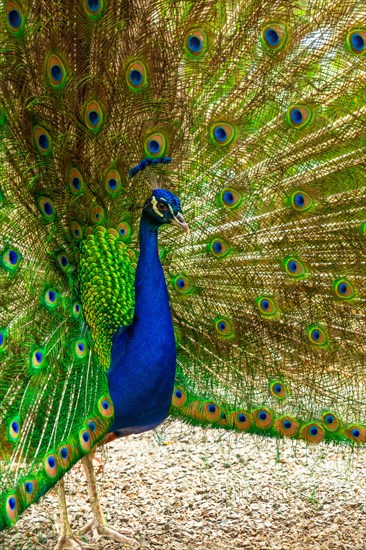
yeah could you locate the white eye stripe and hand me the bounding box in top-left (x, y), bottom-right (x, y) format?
top-left (151, 195), bottom-right (164, 217)
top-left (168, 204), bottom-right (174, 215)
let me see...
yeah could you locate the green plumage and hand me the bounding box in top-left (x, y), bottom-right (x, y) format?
top-left (1, 0), bottom-right (366, 531)
top-left (79, 226), bottom-right (136, 368)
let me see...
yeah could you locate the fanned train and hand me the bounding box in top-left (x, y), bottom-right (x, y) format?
top-left (1, 0), bottom-right (366, 533)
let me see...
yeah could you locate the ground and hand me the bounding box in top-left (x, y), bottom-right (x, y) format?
top-left (1, 421), bottom-right (365, 549)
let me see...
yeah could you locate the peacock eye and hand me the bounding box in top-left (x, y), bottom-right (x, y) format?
top-left (157, 202), bottom-right (169, 212)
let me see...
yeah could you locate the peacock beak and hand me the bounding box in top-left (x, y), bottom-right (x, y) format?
top-left (170, 212), bottom-right (190, 234)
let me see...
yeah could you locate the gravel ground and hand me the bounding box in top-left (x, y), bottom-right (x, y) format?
top-left (1, 420), bottom-right (366, 549)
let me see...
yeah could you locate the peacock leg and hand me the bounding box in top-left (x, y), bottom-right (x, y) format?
top-left (55, 477), bottom-right (93, 550)
top-left (80, 454), bottom-right (140, 548)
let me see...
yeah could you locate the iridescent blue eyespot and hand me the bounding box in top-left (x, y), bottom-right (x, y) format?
top-left (130, 70), bottom-right (143, 85)
top-left (51, 65), bottom-right (62, 82)
top-left (99, 395), bottom-right (114, 417)
top-left (291, 190), bottom-right (313, 212)
top-left (277, 417), bottom-right (299, 437)
top-left (33, 127), bottom-right (53, 155)
top-left (213, 126), bottom-right (227, 142)
top-left (309, 426), bottom-right (318, 436)
top-left (35, 351), bottom-right (43, 363)
top-left (295, 194), bottom-right (305, 208)
top-left (257, 296), bottom-right (278, 316)
top-left (238, 414), bottom-right (246, 423)
top-left (308, 325), bottom-right (328, 346)
top-left (295, 193), bottom-right (304, 206)
top-left (8, 250), bottom-right (17, 265)
top-left (177, 278), bottom-right (185, 289)
top-left (44, 201), bottom-right (53, 216)
top-left (345, 425), bottom-right (365, 442)
top-left (254, 409), bottom-right (273, 428)
top-left (60, 255), bottom-right (68, 268)
top-left (48, 456), bottom-right (56, 468)
top-left (339, 283), bottom-right (347, 294)
top-left (72, 177), bottom-right (81, 190)
top-left (60, 447), bottom-right (68, 459)
top-left (82, 432), bottom-right (90, 443)
top-left (104, 168), bottom-right (122, 197)
top-left (7, 8), bottom-right (22, 30)
top-left (265, 28), bottom-right (279, 46)
top-left (223, 191), bottom-right (234, 204)
top-left (11, 421), bottom-right (19, 434)
top-left (89, 421), bottom-right (96, 432)
top-left (348, 30), bottom-right (366, 55)
top-left (88, 111), bottom-right (99, 126)
top-left (262, 24), bottom-right (286, 50)
top-left (214, 317), bottom-right (234, 338)
top-left (8, 497), bottom-right (16, 511)
top-left (325, 414), bottom-right (334, 424)
top-left (351, 34), bottom-right (364, 51)
top-left (47, 54), bottom-right (67, 88)
top-left (0, 328), bottom-right (7, 352)
top-left (284, 256), bottom-right (307, 278)
top-left (75, 339), bottom-right (87, 358)
top-left (203, 402), bottom-right (220, 420)
top-left (1, 248), bottom-right (22, 272)
top-left (211, 123), bottom-right (235, 146)
top-left (185, 29), bottom-right (206, 57)
top-left (213, 241), bottom-right (222, 253)
top-left (127, 61), bottom-right (148, 90)
top-left (290, 108), bottom-right (303, 125)
top-left (188, 35), bottom-right (202, 52)
top-left (147, 140), bottom-right (161, 154)
top-left (84, 101), bottom-right (103, 132)
top-left (25, 482), bottom-right (34, 494)
top-left (172, 388), bottom-right (187, 407)
top-left (38, 134), bottom-right (49, 150)
top-left (288, 106), bottom-right (312, 128)
top-left (43, 287), bottom-right (59, 309)
top-left (87, 0), bottom-right (100, 12)
top-left (108, 178), bottom-right (117, 190)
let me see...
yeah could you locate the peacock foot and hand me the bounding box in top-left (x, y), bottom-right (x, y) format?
top-left (55, 533), bottom-right (96, 550)
top-left (80, 518), bottom-right (140, 547)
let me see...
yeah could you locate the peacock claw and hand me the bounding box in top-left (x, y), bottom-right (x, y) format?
top-left (55, 534), bottom-right (96, 550)
top-left (80, 519), bottom-right (140, 547)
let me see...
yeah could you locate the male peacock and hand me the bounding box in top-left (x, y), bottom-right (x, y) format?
top-left (1, 0), bottom-right (366, 547)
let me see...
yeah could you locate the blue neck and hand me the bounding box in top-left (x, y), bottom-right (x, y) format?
top-left (134, 218), bottom-right (171, 329)
top-left (108, 217), bottom-right (176, 435)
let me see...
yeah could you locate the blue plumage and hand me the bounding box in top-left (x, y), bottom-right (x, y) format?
top-left (108, 190), bottom-right (185, 435)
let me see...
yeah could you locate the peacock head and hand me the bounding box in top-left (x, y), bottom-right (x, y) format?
top-left (142, 189), bottom-right (189, 233)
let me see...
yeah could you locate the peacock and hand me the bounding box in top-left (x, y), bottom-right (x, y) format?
top-left (1, 0), bottom-right (366, 547)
